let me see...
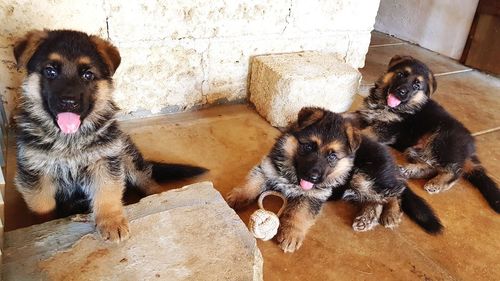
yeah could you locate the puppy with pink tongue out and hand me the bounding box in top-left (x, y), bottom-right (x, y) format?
top-left (227, 107), bottom-right (362, 253)
top-left (227, 107), bottom-right (443, 253)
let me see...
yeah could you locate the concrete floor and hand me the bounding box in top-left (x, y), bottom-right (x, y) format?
top-left (4, 31), bottom-right (500, 280)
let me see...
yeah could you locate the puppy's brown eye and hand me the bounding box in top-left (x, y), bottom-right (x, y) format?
top-left (82, 70), bottom-right (95, 81)
top-left (413, 82), bottom-right (420, 90)
top-left (300, 143), bottom-right (314, 152)
top-left (397, 72), bottom-right (404, 78)
top-left (43, 65), bottom-right (58, 79)
top-left (327, 152), bottom-right (337, 161)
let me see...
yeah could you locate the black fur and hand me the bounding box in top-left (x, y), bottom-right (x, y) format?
top-left (463, 158), bottom-right (500, 213)
top-left (151, 162), bottom-right (208, 183)
top-left (401, 188), bottom-right (443, 234)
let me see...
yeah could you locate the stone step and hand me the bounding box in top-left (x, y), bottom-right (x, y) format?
top-left (250, 51), bottom-right (362, 127)
top-left (2, 182), bottom-right (262, 281)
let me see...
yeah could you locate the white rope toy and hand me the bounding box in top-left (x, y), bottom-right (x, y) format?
top-left (249, 191), bottom-right (287, 241)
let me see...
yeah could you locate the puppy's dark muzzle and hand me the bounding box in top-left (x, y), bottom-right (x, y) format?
top-left (305, 169), bottom-right (323, 184)
top-left (59, 98), bottom-right (80, 112)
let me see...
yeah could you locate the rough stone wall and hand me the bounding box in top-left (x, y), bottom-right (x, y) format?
top-left (0, 0), bottom-right (380, 119)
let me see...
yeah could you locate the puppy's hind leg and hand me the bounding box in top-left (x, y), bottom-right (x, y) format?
top-left (424, 168), bottom-right (460, 194)
top-left (400, 162), bottom-right (437, 179)
top-left (226, 165), bottom-right (266, 209)
top-left (380, 197), bottom-right (403, 229)
top-left (352, 202), bottom-right (383, 232)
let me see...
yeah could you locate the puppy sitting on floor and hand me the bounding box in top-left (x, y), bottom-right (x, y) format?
top-left (227, 107), bottom-right (442, 253)
top-left (350, 55), bottom-right (500, 213)
top-left (13, 29), bottom-right (207, 242)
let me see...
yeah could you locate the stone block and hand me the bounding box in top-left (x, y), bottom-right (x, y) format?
top-left (249, 51), bottom-right (361, 127)
top-left (2, 182), bottom-right (263, 281)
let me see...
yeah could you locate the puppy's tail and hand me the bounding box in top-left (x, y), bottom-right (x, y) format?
top-left (401, 186), bottom-right (443, 234)
top-left (463, 156), bottom-right (500, 213)
top-left (150, 161), bottom-right (208, 183)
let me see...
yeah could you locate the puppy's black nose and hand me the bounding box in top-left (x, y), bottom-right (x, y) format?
top-left (397, 88), bottom-right (408, 96)
top-left (307, 169), bottom-right (321, 183)
top-left (59, 99), bottom-right (79, 111)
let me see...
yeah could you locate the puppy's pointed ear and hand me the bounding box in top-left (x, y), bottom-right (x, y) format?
top-left (13, 29), bottom-right (49, 70)
top-left (297, 107), bottom-right (325, 129)
top-left (427, 70), bottom-right (437, 95)
top-left (388, 55), bottom-right (413, 69)
top-left (89, 35), bottom-right (121, 76)
top-left (345, 122), bottom-right (362, 154)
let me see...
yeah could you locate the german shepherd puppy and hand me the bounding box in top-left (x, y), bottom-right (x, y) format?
top-left (227, 107), bottom-right (442, 253)
top-left (352, 55), bottom-right (500, 213)
top-left (13, 30), bottom-right (207, 242)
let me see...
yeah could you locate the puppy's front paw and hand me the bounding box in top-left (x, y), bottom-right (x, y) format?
top-left (424, 182), bottom-right (443, 194)
top-left (399, 166), bottom-right (410, 179)
top-left (352, 214), bottom-right (379, 232)
top-left (96, 215), bottom-right (130, 243)
top-left (226, 188), bottom-right (254, 210)
top-left (276, 225), bottom-right (305, 253)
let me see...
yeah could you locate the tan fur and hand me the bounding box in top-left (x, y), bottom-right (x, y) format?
top-left (463, 157), bottom-right (480, 174)
top-left (14, 29), bottom-right (49, 69)
top-left (352, 202), bottom-right (382, 232)
top-left (406, 91), bottom-right (428, 109)
top-left (349, 173), bottom-right (385, 203)
top-left (381, 72), bottom-right (395, 85)
top-left (89, 159), bottom-right (129, 242)
top-left (345, 123), bottom-right (362, 152)
top-left (78, 56), bottom-right (92, 65)
top-left (424, 170), bottom-right (459, 194)
top-left (277, 199), bottom-right (317, 253)
top-left (297, 107), bottom-right (325, 129)
top-left (401, 162), bottom-right (436, 179)
top-left (282, 134), bottom-right (298, 158)
top-left (19, 174), bottom-right (57, 214)
top-left (323, 141), bottom-right (343, 155)
top-left (309, 135), bottom-right (322, 147)
top-left (388, 55), bottom-right (412, 68)
top-left (380, 198), bottom-right (402, 229)
top-left (226, 172), bottom-right (266, 209)
top-left (48, 52), bottom-right (62, 61)
top-left (89, 35), bottom-right (121, 75)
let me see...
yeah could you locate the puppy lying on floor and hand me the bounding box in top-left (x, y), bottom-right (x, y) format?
top-left (13, 29), bottom-right (207, 242)
top-left (350, 55), bottom-right (500, 213)
top-left (227, 107), bottom-right (442, 253)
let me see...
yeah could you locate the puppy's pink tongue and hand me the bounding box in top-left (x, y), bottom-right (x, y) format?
top-left (300, 179), bottom-right (314, 190)
top-left (56, 112), bottom-right (81, 134)
top-left (387, 94), bottom-right (401, 108)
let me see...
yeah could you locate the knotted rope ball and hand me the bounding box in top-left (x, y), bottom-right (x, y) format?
top-left (249, 191), bottom-right (287, 241)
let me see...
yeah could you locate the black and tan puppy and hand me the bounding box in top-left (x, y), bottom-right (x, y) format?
top-left (227, 107), bottom-right (442, 253)
top-left (13, 30), bottom-right (207, 242)
top-left (353, 55), bottom-right (500, 213)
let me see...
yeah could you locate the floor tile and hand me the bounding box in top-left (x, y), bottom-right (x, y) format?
top-left (360, 44), bottom-right (470, 85)
top-left (433, 71), bottom-right (500, 134)
top-left (475, 131), bottom-right (500, 182)
top-left (393, 171), bottom-right (500, 281)
top-left (370, 31), bottom-right (406, 46)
